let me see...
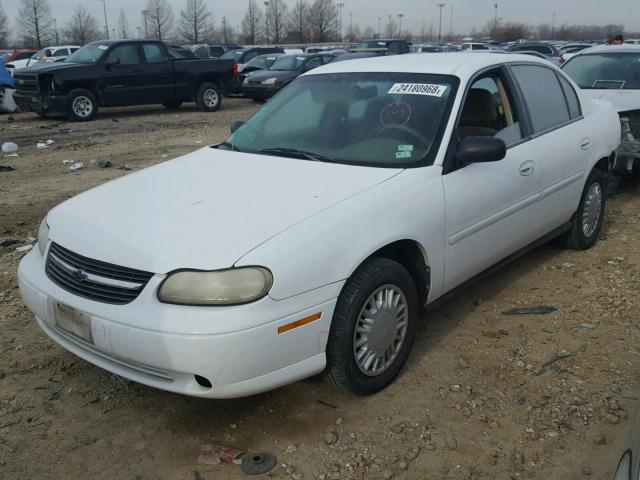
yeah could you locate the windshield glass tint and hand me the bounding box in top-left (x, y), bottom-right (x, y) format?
top-left (228, 73), bottom-right (458, 167)
top-left (270, 55), bottom-right (305, 71)
top-left (563, 53), bottom-right (640, 89)
top-left (247, 55), bottom-right (279, 69)
top-left (67, 44), bottom-right (107, 64)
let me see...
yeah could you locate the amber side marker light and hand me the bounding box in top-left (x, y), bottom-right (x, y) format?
top-left (277, 312), bottom-right (322, 334)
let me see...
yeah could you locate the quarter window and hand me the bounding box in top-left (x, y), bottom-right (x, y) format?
top-left (511, 65), bottom-right (571, 133)
top-left (558, 75), bottom-right (581, 119)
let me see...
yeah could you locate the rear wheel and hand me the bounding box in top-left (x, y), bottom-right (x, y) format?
top-left (66, 88), bottom-right (98, 122)
top-left (195, 82), bottom-right (221, 112)
top-left (559, 168), bottom-right (607, 250)
top-left (324, 258), bottom-right (418, 395)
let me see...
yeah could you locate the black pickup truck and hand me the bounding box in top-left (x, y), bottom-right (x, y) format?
top-left (12, 40), bottom-right (236, 121)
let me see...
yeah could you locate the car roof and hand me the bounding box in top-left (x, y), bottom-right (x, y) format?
top-left (578, 44), bottom-right (640, 55)
top-left (307, 52), bottom-right (550, 79)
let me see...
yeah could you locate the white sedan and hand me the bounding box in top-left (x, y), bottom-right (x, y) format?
top-left (19, 53), bottom-right (620, 398)
top-left (563, 44), bottom-right (640, 175)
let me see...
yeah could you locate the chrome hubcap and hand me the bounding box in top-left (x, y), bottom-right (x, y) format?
top-left (353, 284), bottom-right (408, 377)
top-left (72, 96), bottom-right (93, 118)
top-left (582, 182), bottom-right (603, 238)
top-left (203, 89), bottom-right (219, 108)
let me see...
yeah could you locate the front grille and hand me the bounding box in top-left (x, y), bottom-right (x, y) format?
top-left (13, 73), bottom-right (39, 93)
top-left (45, 243), bottom-right (154, 305)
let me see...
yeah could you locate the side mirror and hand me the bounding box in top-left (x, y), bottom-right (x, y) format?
top-left (230, 120), bottom-right (244, 133)
top-left (104, 57), bottom-right (120, 68)
top-left (456, 136), bottom-right (506, 165)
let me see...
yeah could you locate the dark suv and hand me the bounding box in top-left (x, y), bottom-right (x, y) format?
top-left (353, 39), bottom-right (411, 55)
top-left (506, 43), bottom-right (562, 65)
top-left (192, 44), bottom-right (242, 58)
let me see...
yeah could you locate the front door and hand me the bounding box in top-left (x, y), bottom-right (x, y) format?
top-left (101, 43), bottom-right (145, 106)
top-left (442, 69), bottom-right (543, 291)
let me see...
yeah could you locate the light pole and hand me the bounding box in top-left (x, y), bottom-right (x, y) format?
top-left (141, 10), bottom-right (149, 38)
top-left (437, 3), bottom-right (445, 42)
top-left (551, 11), bottom-right (556, 40)
top-left (337, 3), bottom-right (345, 42)
top-left (53, 18), bottom-right (59, 44)
top-left (397, 14), bottom-right (403, 38)
top-left (136, 26), bottom-right (141, 39)
top-left (349, 12), bottom-right (353, 42)
top-left (100, 0), bottom-right (109, 40)
top-left (378, 16), bottom-right (381, 39)
top-left (264, 1), bottom-right (270, 44)
top-left (494, 2), bottom-right (498, 35)
top-left (449, 5), bottom-right (454, 42)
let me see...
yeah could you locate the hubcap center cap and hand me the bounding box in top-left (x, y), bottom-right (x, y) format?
top-left (368, 310), bottom-right (397, 352)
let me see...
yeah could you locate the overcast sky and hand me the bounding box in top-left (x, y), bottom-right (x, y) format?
top-left (3, 0), bottom-right (639, 38)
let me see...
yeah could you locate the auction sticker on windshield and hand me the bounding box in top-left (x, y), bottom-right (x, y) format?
top-left (388, 83), bottom-right (448, 97)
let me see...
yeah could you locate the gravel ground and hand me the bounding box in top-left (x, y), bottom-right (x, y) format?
top-left (1, 100), bottom-right (639, 480)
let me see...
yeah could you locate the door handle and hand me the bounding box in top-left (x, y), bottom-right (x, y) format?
top-left (580, 137), bottom-right (592, 150)
top-left (519, 160), bottom-right (535, 176)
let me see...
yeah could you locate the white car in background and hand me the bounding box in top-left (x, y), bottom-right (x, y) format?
top-left (563, 44), bottom-right (640, 175)
top-left (25, 45), bottom-right (81, 66)
top-left (19, 53), bottom-right (619, 399)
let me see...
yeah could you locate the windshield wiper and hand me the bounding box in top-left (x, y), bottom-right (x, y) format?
top-left (216, 141), bottom-right (241, 151)
top-left (259, 147), bottom-right (336, 163)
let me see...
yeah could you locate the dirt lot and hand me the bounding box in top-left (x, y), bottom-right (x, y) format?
top-left (1, 100), bottom-right (639, 480)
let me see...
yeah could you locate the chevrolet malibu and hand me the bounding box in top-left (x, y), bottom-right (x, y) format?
top-left (19, 53), bottom-right (620, 398)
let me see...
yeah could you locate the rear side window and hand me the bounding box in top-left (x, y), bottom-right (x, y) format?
top-left (558, 75), bottom-right (581, 118)
top-left (511, 65), bottom-right (571, 133)
top-left (143, 44), bottom-right (166, 63)
top-left (53, 49), bottom-right (68, 57)
top-left (209, 46), bottom-right (224, 56)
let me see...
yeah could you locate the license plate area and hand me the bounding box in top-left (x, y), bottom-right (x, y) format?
top-left (54, 302), bottom-right (93, 344)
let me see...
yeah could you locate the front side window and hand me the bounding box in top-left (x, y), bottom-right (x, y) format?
top-left (270, 55), bottom-right (306, 71)
top-left (457, 73), bottom-right (522, 145)
top-left (511, 65), bottom-right (571, 133)
top-left (108, 44), bottom-right (141, 65)
top-left (53, 49), bottom-right (69, 57)
top-left (563, 53), bottom-right (640, 90)
top-left (227, 73), bottom-right (459, 167)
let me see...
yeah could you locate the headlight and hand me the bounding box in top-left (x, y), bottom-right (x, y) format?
top-left (158, 267), bottom-right (273, 305)
top-left (37, 218), bottom-right (49, 257)
top-left (261, 77), bottom-right (278, 85)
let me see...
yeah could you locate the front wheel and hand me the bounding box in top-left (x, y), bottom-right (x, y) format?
top-left (559, 168), bottom-right (607, 250)
top-left (66, 88), bottom-right (98, 122)
top-left (195, 82), bottom-right (221, 112)
top-left (325, 258), bottom-right (418, 395)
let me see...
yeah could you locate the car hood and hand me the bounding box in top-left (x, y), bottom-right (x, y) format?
top-left (248, 70), bottom-right (299, 82)
top-left (584, 89), bottom-right (640, 112)
top-left (47, 147), bottom-right (401, 273)
top-left (19, 61), bottom-right (81, 74)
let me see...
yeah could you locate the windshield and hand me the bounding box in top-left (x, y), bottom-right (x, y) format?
top-left (66, 44), bottom-right (108, 64)
top-left (226, 73), bottom-right (458, 168)
top-left (270, 55), bottom-right (305, 71)
top-left (221, 50), bottom-right (243, 60)
top-left (247, 55), bottom-right (279, 69)
top-left (563, 53), bottom-right (640, 89)
top-left (32, 48), bottom-right (53, 60)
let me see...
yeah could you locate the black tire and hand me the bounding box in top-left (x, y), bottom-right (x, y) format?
top-left (324, 257), bottom-right (418, 395)
top-left (162, 100), bottom-right (182, 109)
top-left (66, 88), bottom-right (98, 122)
top-left (195, 82), bottom-right (221, 112)
top-left (559, 168), bottom-right (607, 250)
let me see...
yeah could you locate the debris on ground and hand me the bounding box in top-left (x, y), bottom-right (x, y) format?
top-left (15, 244), bottom-right (33, 253)
top-left (98, 160), bottom-right (112, 168)
top-left (118, 164), bottom-right (133, 170)
top-left (240, 453), bottom-right (278, 476)
top-left (69, 162), bottom-right (84, 171)
top-left (36, 139), bottom-right (55, 149)
top-left (579, 322), bottom-right (596, 329)
top-left (2, 141), bottom-right (18, 154)
top-left (197, 444), bottom-right (245, 466)
top-left (502, 306), bottom-right (558, 315)
top-left (0, 164), bottom-right (14, 171)
top-left (62, 160), bottom-right (74, 164)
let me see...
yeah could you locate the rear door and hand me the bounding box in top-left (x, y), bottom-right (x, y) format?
top-left (508, 64), bottom-right (589, 232)
top-left (139, 43), bottom-right (174, 103)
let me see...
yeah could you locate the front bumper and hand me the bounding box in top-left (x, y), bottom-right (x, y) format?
top-left (18, 247), bottom-right (340, 398)
top-left (241, 83), bottom-right (281, 100)
top-left (13, 92), bottom-right (66, 116)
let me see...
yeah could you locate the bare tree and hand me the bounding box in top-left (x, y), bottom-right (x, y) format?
top-left (384, 16), bottom-right (397, 38)
top-left (289, 0), bottom-right (308, 43)
top-left (308, 0), bottom-right (338, 42)
top-left (220, 16), bottom-right (234, 43)
top-left (145, 0), bottom-right (174, 41)
top-left (241, 0), bottom-right (263, 44)
top-left (17, 0), bottom-right (54, 49)
top-left (362, 25), bottom-right (375, 40)
top-left (267, 0), bottom-right (288, 44)
top-left (0, 2), bottom-right (9, 49)
top-left (117, 8), bottom-right (130, 39)
top-left (64, 5), bottom-right (99, 45)
top-left (483, 20), bottom-right (529, 42)
top-left (178, 0), bottom-right (212, 44)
